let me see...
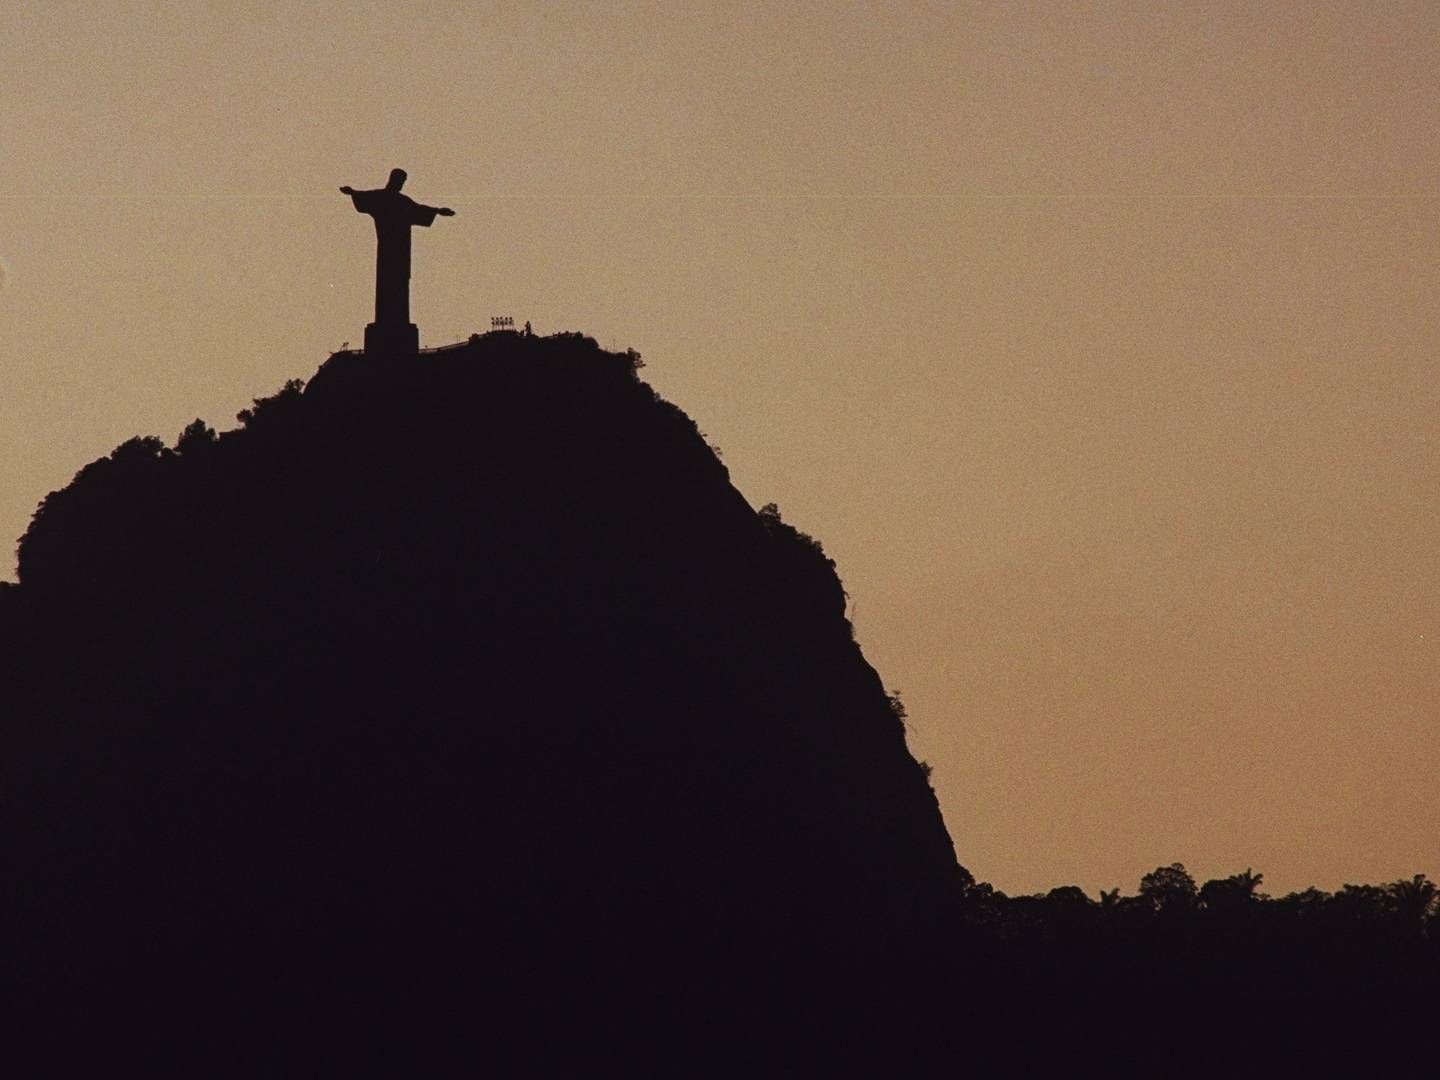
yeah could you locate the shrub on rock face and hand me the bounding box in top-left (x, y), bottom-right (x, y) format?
top-left (175, 418), bottom-right (217, 455)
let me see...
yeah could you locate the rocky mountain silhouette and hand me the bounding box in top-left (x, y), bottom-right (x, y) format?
top-left (1, 332), bottom-right (964, 1075)
top-left (7, 330), bottom-right (1434, 1077)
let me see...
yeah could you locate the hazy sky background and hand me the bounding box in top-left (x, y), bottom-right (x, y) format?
top-left (3, 1), bottom-right (1437, 895)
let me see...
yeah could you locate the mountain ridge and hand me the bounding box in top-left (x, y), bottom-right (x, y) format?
top-left (1, 329), bottom-right (963, 1074)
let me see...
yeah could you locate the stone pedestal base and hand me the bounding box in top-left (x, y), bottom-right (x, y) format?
top-left (364, 321), bottom-right (419, 357)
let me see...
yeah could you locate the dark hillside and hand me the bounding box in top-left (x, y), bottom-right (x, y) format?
top-left (1, 332), bottom-right (962, 1075)
top-left (5, 331), bottom-right (1433, 1076)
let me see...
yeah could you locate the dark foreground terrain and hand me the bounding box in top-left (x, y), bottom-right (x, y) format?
top-left (2, 333), bottom-right (1432, 1075)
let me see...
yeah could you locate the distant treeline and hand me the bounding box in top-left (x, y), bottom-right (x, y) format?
top-left (960, 862), bottom-right (1438, 941)
top-left (923, 862), bottom-right (1437, 1074)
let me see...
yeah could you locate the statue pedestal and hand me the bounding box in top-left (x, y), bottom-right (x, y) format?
top-left (364, 321), bottom-right (419, 357)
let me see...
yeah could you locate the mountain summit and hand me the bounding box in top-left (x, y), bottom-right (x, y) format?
top-left (2, 331), bottom-right (963, 1074)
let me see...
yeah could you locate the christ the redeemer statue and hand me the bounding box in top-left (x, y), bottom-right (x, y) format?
top-left (340, 168), bottom-right (454, 356)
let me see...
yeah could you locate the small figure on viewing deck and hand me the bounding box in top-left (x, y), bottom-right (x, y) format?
top-left (341, 168), bottom-right (454, 356)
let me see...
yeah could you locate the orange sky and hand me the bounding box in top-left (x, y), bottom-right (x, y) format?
top-left (2, 1), bottom-right (1437, 895)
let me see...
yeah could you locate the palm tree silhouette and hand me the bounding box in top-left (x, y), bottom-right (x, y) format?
top-left (1387, 874), bottom-right (1437, 934)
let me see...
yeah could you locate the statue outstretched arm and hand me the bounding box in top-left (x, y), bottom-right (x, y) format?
top-left (408, 201), bottom-right (455, 226)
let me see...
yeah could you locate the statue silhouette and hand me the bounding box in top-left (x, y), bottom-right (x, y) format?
top-left (341, 168), bottom-right (454, 356)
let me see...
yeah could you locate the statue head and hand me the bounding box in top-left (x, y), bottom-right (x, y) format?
top-left (386, 168), bottom-right (408, 192)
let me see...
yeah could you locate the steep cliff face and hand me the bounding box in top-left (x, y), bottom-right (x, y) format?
top-left (2, 332), bottom-right (963, 1073)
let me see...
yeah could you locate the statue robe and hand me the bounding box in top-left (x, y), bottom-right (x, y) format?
top-left (347, 188), bottom-right (443, 327)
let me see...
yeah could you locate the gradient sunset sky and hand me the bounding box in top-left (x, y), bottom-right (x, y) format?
top-left (2, 1), bottom-right (1437, 895)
